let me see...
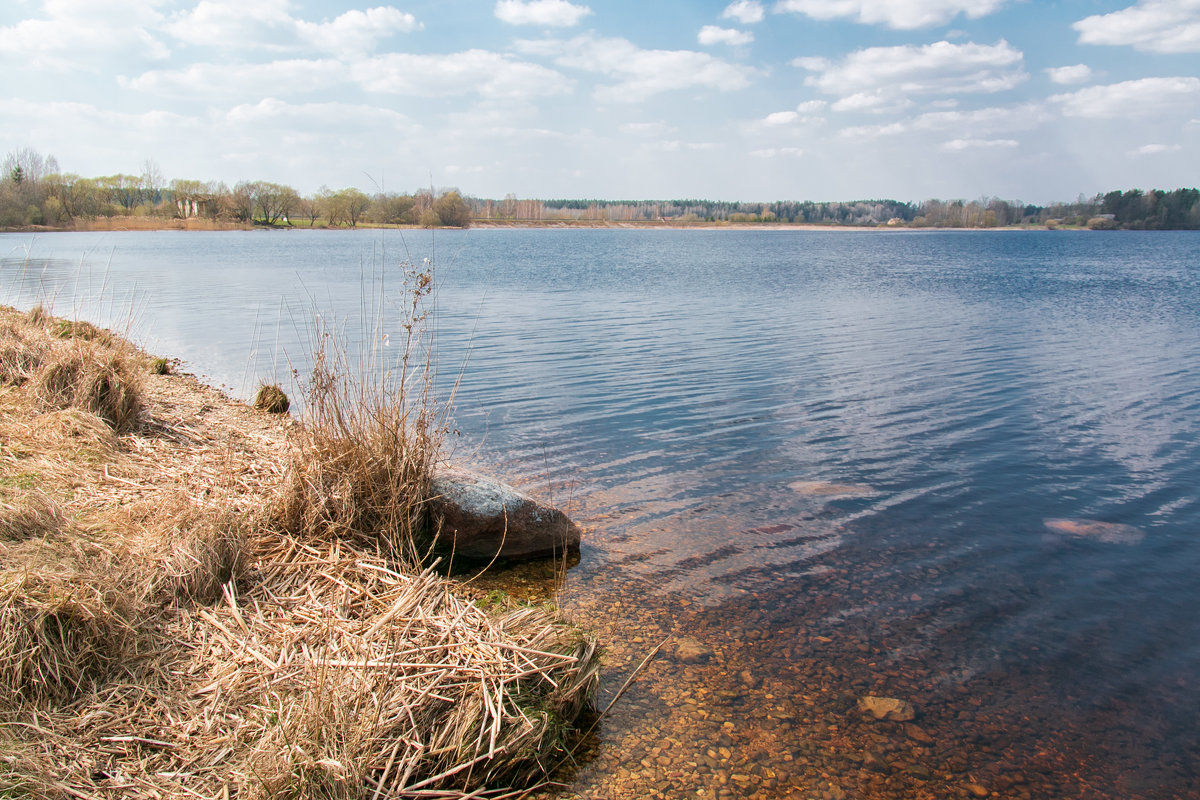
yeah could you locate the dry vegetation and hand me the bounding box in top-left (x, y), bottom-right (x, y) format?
top-left (0, 302), bottom-right (599, 799)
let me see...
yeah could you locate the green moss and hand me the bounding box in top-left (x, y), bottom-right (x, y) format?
top-left (52, 320), bottom-right (102, 340)
top-left (0, 474), bottom-right (37, 490)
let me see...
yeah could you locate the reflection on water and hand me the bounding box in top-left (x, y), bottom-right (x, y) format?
top-left (3, 228), bottom-right (1200, 799)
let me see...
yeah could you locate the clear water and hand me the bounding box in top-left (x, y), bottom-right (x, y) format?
top-left (3, 228), bottom-right (1199, 799)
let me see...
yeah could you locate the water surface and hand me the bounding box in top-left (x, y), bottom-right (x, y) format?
top-left (3, 228), bottom-right (1199, 799)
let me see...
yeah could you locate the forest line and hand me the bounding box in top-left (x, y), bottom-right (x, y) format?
top-left (3, 147), bottom-right (1198, 231)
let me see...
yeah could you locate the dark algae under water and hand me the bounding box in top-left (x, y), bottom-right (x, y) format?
top-left (4, 228), bottom-right (1199, 798)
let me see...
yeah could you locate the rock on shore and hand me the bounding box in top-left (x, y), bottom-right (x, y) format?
top-left (428, 466), bottom-right (581, 561)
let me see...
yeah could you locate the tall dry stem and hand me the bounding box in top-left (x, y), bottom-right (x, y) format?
top-left (276, 261), bottom-right (444, 567)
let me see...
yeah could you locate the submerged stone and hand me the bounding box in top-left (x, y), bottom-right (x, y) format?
top-left (428, 466), bottom-right (581, 561)
top-left (1043, 517), bottom-right (1145, 545)
top-left (857, 696), bottom-right (916, 722)
top-left (675, 636), bottom-right (713, 664)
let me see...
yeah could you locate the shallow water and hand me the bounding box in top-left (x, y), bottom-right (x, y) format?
top-left (3, 228), bottom-right (1199, 798)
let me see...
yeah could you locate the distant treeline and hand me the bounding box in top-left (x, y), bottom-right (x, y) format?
top-left (491, 191), bottom-right (1200, 229)
top-left (3, 147), bottom-right (1198, 231)
top-left (0, 148), bottom-right (470, 229)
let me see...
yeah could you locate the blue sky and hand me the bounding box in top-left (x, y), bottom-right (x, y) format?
top-left (2, 0), bottom-right (1197, 203)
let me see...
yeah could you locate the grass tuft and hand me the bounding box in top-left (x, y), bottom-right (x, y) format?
top-left (0, 492), bottom-right (67, 542)
top-left (115, 492), bottom-right (249, 606)
top-left (273, 263), bottom-right (442, 567)
top-left (149, 357), bottom-right (170, 375)
top-left (254, 383), bottom-right (289, 414)
top-left (0, 531), bottom-right (142, 706)
top-left (0, 335), bottom-right (44, 387)
top-left (26, 304), bottom-right (49, 326)
top-left (34, 343), bottom-right (143, 433)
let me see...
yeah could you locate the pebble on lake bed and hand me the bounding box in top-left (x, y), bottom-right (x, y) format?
top-left (674, 636), bottom-right (713, 664)
top-left (1043, 517), bottom-right (1145, 545)
top-left (857, 696), bottom-right (916, 721)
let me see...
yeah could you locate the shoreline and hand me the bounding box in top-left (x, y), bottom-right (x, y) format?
top-left (0, 302), bottom-right (598, 798)
top-left (0, 216), bottom-right (1103, 235)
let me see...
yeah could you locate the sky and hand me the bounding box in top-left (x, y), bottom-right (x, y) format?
top-left (1, 0), bottom-right (1198, 203)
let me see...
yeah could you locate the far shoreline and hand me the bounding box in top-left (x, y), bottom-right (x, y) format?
top-left (0, 216), bottom-right (1118, 235)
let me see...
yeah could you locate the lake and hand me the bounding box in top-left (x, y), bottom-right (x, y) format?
top-left (3, 227), bottom-right (1199, 799)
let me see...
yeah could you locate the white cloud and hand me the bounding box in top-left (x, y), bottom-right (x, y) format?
top-left (796, 40), bottom-right (1026, 104)
top-left (757, 101), bottom-right (826, 127)
top-left (940, 137), bottom-right (1019, 151)
top-left (699, 26), bottom-right (754, 46)
top-left (830, 91), bottom-right (912, 113)
top-left (840, 103), bottom-right (1048, 138)
top-left (516, 34), bottom-right (756, 102)
top-left (0, 0), bottom-right (170, 68)
top-left (164, 0), bottom-right (294, 49)
top-left (723, 0), bottom-right (766, 24)
top-left (640, 140), bottom-right (719, 153)
top-left (0, 97), bottom-right (189, 139)
top-left (223, 98), bottom-right (412, 130)
top-left (750, 147), bottom-right (804, 157)
top-left (127, 50), bottom-right (570, 102)
top-left (495, 0), bottom-right (593, 27)
top-left (352, 51), bottom-right (573, 99)
top-left (764, 110), bottom-right (799, 125)
top-left (620, 122), bottom-right (675, 136)
top-left (1129, 143), bottom-right (1183, 155)
top-left (295, 8), bottom-right (422, 54)
top-left (123, 59), bottom-right (347, 98)
top-left (1074, 0), bottom-right (1200, 54)
top-left (1051, 77), bottom-right (1200, 119)
top-left (165, 1), bottom-right (419, 53)
top-left (1045, 64), bottom-right (1093, 85)
top-left (773, 0), bottom-right (1009, 30)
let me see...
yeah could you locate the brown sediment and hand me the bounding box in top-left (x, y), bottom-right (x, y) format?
top-left (0, 304), bottom-right (599, 798)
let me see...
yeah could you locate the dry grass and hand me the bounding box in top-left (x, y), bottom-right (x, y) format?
top-left (33, 343), bottom-right (143, 433)
top-left (0, 326), bottom-right (45, 388)
top-left (254, 383), bottom-right (290, 414)
top-left (0, 299), bottom-right (599, 799)
top-left (0, 491), bottom-right (66, 542)
top-left (274, 264), bottom-right (443, 568)
top-left (3, 303), bottom-right (145, 434)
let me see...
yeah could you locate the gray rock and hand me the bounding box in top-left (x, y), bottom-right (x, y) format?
top-left (427, 466), bottom-right (580, 561)
top-left (857, 695), bottom-right (916, 721)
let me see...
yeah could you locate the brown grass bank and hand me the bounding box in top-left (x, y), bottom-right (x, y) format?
top-left (0, 304), bottom-right (599, 799)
